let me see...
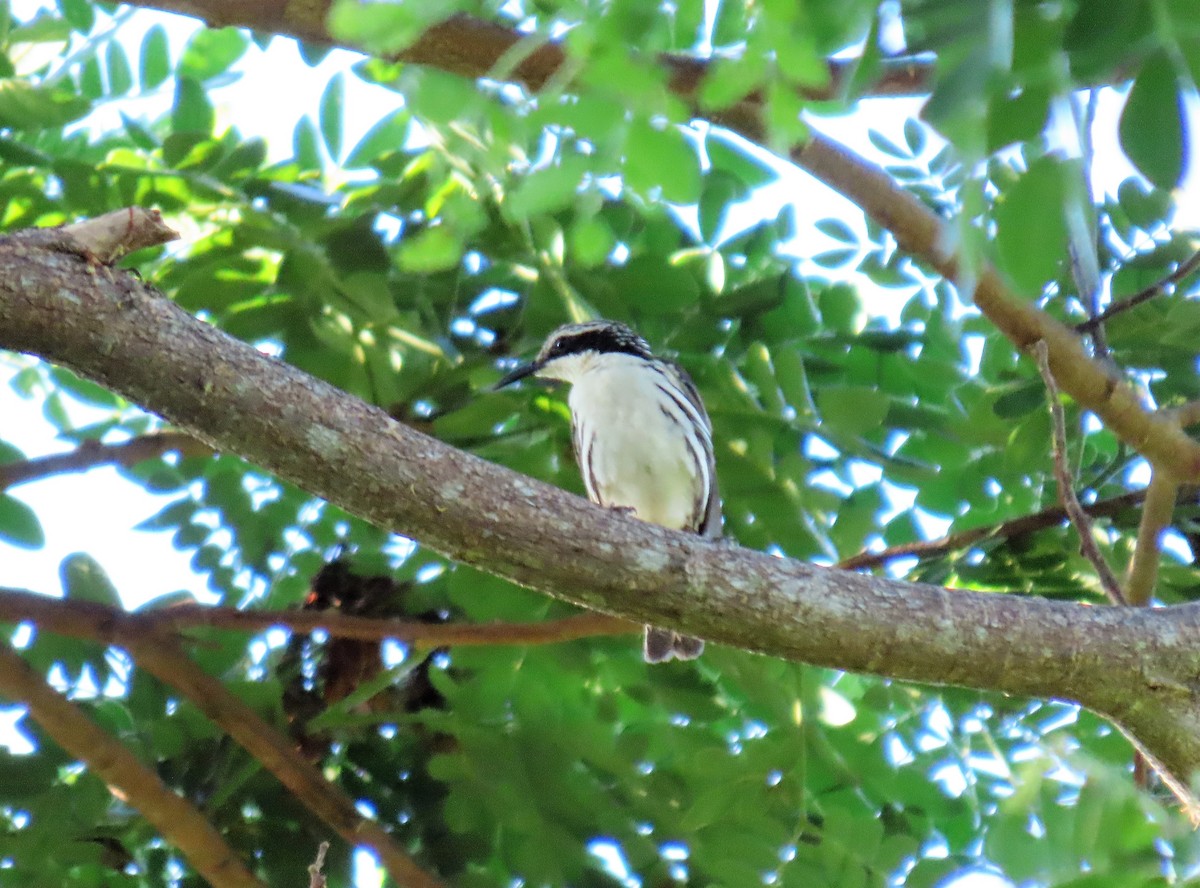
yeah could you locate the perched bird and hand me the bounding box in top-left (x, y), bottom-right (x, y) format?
top-left (496, 320), bottom-right (720, 662)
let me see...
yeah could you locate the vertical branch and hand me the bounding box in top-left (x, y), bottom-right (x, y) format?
top-left (1125, 472), bottom-right (1180, 606)
top-left (1032, 341), bottom-right (1127, 605)
top-left (1069, 89), bottom-right (1108, 359)
top-left (0, 641), bottom-right (265, 888)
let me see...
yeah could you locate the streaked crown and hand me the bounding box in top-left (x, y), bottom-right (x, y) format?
top-left (535, 321), bottom-right (654, 365)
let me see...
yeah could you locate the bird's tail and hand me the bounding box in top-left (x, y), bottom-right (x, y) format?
top-left (643, 626), bottom-right (704, 663)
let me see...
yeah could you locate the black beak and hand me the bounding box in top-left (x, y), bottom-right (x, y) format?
top-left (493, 360), bottom-right (541, 390)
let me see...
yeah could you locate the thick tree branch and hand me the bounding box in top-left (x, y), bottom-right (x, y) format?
top-left (0, 587), bottom-right (635, 645)
top-left (4, 225), bottom-right (1200, 786)
top-left (0, 432), bottom-right (208, 491)
top-left (0, 640), bottom-right (266, 888)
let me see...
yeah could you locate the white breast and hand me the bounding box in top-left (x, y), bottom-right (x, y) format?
top-left (568, 356), bottom-right (704, 531)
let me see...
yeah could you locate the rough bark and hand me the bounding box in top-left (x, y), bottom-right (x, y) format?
top-left (2, 225), bottom-right (1200, 786)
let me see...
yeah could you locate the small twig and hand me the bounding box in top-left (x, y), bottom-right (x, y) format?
top-left (1075, 248), bottom-right (1200, 333)
top-left (0, 640), bottom-right (265, 888)
top-left (0, 588), bottom-right (637, 647)
top-left (0, 432), bottom-right (208, 491)
top-left (1115, 722), bottom-right (1200, 826)
top-left (836, 489), bottom-right (1160, 571)
top-left (1125, 472), bottom-right (1180, 607)
top-left (308, 842), bottom-right (330, 888)
top-left (1032, 340), bottom-right (1127, 605)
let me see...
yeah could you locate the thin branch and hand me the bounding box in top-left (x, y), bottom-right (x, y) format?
top-left (124, 634), bottom-right (448, 888)
top-left (1075, 248), bottom-right (1200, 333)
top-left (1033, 340), bottom-right (1127, 605)
top-left (0, 589), bottom-right (448, 887)
top-left (837, 489), bottom-right (1155, 571)
top-left (0, 432), bottom-right (208, 491)
top-left (0, 640), bottom-right (265, 888)
top-left (0, 587), bottom-right (636, 646)
top-left (142, 603), bottom-right (636, 642)
top-left (1126, 472), bottom-right (1181, 607)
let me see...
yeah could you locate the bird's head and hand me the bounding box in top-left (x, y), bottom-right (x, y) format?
top-left (495, 320), bottom-right (653, 387)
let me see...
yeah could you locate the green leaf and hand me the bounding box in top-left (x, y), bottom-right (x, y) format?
top-left (135, 498), bottom-right (197, 532)
top-left (503, 157), bottom-right (589, 222)
top-left (11, 13), bottom-right (71, 45)
top-left (139, 24), bottom-right (170, 89)
top-left (293, 116), bottom-right (321, 169)
top-left (698, 170), bottom-right (744, 243)
top-left (78, 55), bottom-right (103, 100)
top-left (569, 216), bottom-right (615, 267)
top-left (171, 77), bottom-right (214, 134)
top-left (612, 256), bottom-right (700, 313)
top-left (0, 440), bottom-right (25, 465)
top-left (1117, 179), bottom-right (1172, 231)
top-left (179, 28), bottom-right (249, 81)
top-left (319, 72), bottom-right (344, 161)
top-left (344, 109), bottom-right (410, 169)
top-left (328, 0), bottom-right (457, 55)
top-left (624, 118), bottom-right (701, 204)
top-left (55, 0), bottom-right (92, 33)
top-left (816, 386), bottom-right (890, 437)
top-left (0, 494), bottom-right (44, 549)
top-left (699, 55), bottom-right (767, 111)
top-left (397, 226), bottom-right (463, 273)
top-left (0, 79), bottom-right (89, 130)
top-left (706, 131), bottom-right (777, 190)
top-left (105, 42), bottom-right (133, 95)
top-left (994, 156), bottom-right (1070, 296)
top-left (987, 84), bottom-right (1051, 151)
top-left (1119, 52), bottom-right (1187, 189)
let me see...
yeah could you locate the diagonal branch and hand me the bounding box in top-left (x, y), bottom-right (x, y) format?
top-left (0, 432), bottom-right (208, 491)
top-left (836, 489), bottom-right (1158, 571)
top-left (1032, 340), bottom-right (1126, 605)
top-left (123, 633), bottom-right (447, 888)
top-left (7, 219), bottom-right (1200, 786)
top-left (0, 589), bottom-right (447, 885)
top-left (0, 640), bottom-right (266, 888)
top-left (785, 133), bottom-right (1200, 481)
top-left (0, 586), bottom-right (636, 645)
top-left (1075, 248), bottom-right (1200, 334)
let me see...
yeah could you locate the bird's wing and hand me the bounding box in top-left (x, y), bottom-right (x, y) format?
top-left (664, 359), bottom-right (723, 539)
